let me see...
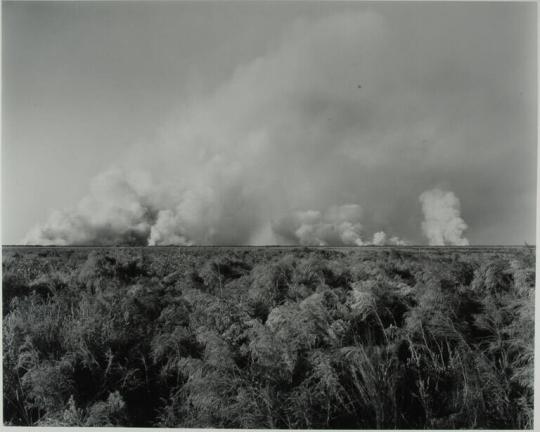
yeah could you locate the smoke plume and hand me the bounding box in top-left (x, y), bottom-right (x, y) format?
top-left (23, 169), bottom-right (157, 245)
top-left (272, 205), bottom-right (406, 246)
top-left (419, 188), bottom-right (469, 246)
top-left (23, 11), bottom-right (476, 246)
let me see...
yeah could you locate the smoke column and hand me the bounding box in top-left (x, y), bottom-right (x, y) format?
top-left (419, 188), bottom-right (469, 246)
top-left (23, 11), bottom-right (474, 246)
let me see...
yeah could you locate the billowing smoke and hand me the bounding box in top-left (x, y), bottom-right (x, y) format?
top-left (371, 231), bottom-right (408, 246)
top-left (23, 167), bottom-right (262, 246)
top-left (419, 188), bottom-right (469, 246)
top-left (23, 11), bottom-right (476, 246)
top-left (23, 169), bottom-right (158, 245)
top-left (272, 205), bottom-right (364, 246)
top-left (272, 205), bottom-right (406, 246)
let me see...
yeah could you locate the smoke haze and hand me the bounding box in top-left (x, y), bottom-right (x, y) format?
top-left (18, 7), bottom-right (534, 246)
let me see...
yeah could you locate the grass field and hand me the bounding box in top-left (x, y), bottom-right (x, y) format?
top-left (2, 245), bottom-right (535, 428)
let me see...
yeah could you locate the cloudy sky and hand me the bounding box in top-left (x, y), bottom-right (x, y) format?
top-left (2, 1), bottom-right (536, 246)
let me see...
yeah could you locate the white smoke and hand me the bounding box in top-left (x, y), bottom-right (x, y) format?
top-left (23, 167), bottom-right (262, 246)
top-left (23, 11), bottom-right (475, 246)
top-left (272, 205), bottom-right (407, 246)
top-left (23, 169), bottom-right (158, 245)
top-left (371, 231), bottom-right (387, 245)
top-left (272, 205), bottom-right (364, 246)
top-left (371, 232), bottom-right (408, 246)
top-left (419, 188), bottom-right (469, 246)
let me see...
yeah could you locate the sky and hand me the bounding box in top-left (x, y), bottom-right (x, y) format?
top-left (2, 1), bottom-right (537, 246)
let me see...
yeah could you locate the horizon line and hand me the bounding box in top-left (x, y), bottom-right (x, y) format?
top-left (2, 244), bottom-right (535, 248)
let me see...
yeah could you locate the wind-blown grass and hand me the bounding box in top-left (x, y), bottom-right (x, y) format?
top-left (2, 246), bottom-right (534, 428)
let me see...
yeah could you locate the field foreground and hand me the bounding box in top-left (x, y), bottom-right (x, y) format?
top-left (2, 246), bottom-right (535, 428)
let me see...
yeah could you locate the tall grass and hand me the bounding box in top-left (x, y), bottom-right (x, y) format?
top-left (2, 246), bottom-right (534, 428)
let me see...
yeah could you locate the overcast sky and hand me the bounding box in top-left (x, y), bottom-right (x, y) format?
top-left (2, 1), bottom-right (537, 245)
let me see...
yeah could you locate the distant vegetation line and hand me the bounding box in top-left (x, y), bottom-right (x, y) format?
top-left (3, 244), bottom-right (534, 249)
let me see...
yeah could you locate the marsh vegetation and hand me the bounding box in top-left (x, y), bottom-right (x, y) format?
top-left (2, 246), bottom-right (534, 428)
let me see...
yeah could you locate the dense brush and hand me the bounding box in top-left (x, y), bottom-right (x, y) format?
top-left (2, 246), bottom-right (534, 428)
